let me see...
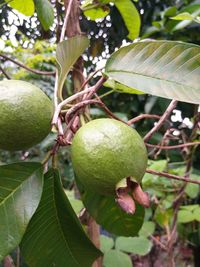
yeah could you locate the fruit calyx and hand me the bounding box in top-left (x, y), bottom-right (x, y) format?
top-left (115, 177), bottom-right (150, 214)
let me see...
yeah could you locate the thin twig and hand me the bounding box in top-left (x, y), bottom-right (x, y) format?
top-left (60, 0), bottom-right (74, 42)
top-left (0, 54), bottom-right (55, 76)
top-left (128, 114), bottom-right (161, 125)
top-left (144, 100), bottom-right (178, 142)
top-left (150, 235), bottom-right (167, 251)
top-left (80, 68), bottom-right (104, 92)
top-left (0, 66), bottom-right (11, 79)
top-left (145, 141), bottom-right (200, 150)
top-left (146, 169), bottom-right (200, 185)
top-left (52, 76), bottom-right (106, 126)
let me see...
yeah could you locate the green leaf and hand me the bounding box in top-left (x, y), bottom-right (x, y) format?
top-left (82, 189), bottom-right (144, 237)
top-left (181, 204), bottom-right (199, 211)
top-left (171, 12), bottom-right (195, 21)
top-left (116, 236), bottom-right (152, 256)
top-left (34, 0), bottom-right (54, 31)
top-left (104, 79), bottom-right (144, 94)
top-left (0, 162), bottom-right (43, 260)
top-left (163, 6), bottom-right (177, 18)
top-left (65, 190), bottom-right (84, 214)
top-left (114, 0), bottom-right (141, 40)
top-left (154, 207), bottom-right (173, 227)
top-left (56, 36), bottom-right (89, 101)
top-left (100, 236), bottom-right (114, 253)
top-left (167, 4), bottom-right (200, 31)
top-left (5, 0), bottom-right (35, 16)
top-left (185, 183), bottom-right (199, 199)
top-left (103, 250), bottom-right (132, 267)
top-left (21, 169), bottom-right (101, 267)
top-left (105, 40), bottom-right (200, 104)
top-left (177, 210), bottom-right (195, 223)
top-left (84, 7), bottom-right (110, 20)
top-left (139, 221), bottom-right (155, 237)
top-left (193, 207), bottom-right (200, 222)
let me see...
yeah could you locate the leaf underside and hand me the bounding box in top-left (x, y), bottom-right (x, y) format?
top-left (105, 40), bottom-right (200, 104)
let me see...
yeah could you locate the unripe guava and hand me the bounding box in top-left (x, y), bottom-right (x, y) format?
top-left (71, 118), bottom-right (148, 195)
top-left (0, 80), bottom-right (53, 151)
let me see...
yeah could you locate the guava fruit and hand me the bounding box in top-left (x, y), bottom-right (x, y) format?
top-left (71, 118), bottom-right (148, 196)
top-left (0, 80), bottom-right (53, 151)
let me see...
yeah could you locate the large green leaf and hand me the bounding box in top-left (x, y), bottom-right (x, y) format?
top-left (0, 162), bottom-right (43, 260)
top-left (34, 0), bottom-right (54, 31)
top-left (5, 0), bottom-right (35, 16)
top-left (21, 169), bottom-right (101, 267)
top-left (82, 189), bottom-right (144, 237)
top-left (114, 0), bottom-right (141, 40)
top-left (56, 36), bottom-right (89, 101)
top-left (105, 40), bottom-right (200, 104)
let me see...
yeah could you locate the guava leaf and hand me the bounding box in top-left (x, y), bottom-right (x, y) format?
top-left (5, 0), bottom-right (35, 16)
top-left (105, 40), bottom-right (200, 104)
top-left (0, 162), bottom-right (43, 260)
top-left (21, 169), bottom-right (101, 267)
top-left (34, 0), bottom-right (54, 31)
top-left (82, 189), bottom-right (144, 237)
top-left (56, 36), bottom-right (89, 101)
top-left (114, 0), bottom-right (141, 40)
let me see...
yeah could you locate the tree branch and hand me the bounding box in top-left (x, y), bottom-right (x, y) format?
top-left (144, 100), bottom-right (178, 142)
top-left (146, 169), bottom-right (200, 185)
top-left (0, 54), bottom-right (55, 76)
top-left (145, 141), bottom-right (200, 150)
top-left (52, 76), bottom-right (107, 126)
top-left (128, 114), bottom-right (161, 125)
top-left (0, 66), bottom-right (11, 79)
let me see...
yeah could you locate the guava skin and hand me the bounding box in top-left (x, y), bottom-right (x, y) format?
top-left (0, 80), bottom-right (53, 151)
top-left (71, 118), bottom-right (148, 195)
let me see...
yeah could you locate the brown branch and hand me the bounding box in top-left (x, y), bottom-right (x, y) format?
top-left (0, 66), bottom-right (11, 79)
top-left (146, 169), bottom-right (200, 185)
top-left (65, 99), bottom-right (125, 123)
top-left (52, 76), bottom-right (107, 126)
top-left (128, 114), bottom-right (161, 125)
top-left (144, 100), bottom-right (178, 142)
top-left (0, 54), bottom-right (55, 76)
top-left (81, 68), bottom-right (104, 93)
top-left (145, 141), bottom-right (200, 150)
top-left (60, 0), bottom-right (74, 42)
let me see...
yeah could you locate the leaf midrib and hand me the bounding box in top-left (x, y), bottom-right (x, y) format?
top-left (106, 69), bottom-right (195, 90)
top-left (51, 176), bottom-right (81, 267)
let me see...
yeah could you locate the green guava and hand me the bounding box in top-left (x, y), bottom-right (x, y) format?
top-left (0, 80), bottom-right (53, 151)
top-left (71, 118), bottom-right (148, 195)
